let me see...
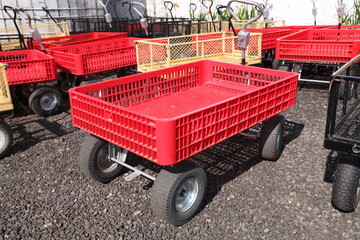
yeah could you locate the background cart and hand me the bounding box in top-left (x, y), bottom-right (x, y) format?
top-left (69, 60), bottom-right (298, 226)
top-left (324, 54), bottom-right (360, 212)
top-left (0, 63), bottom-right (13, 158)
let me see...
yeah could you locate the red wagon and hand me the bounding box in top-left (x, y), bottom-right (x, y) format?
top-left (70, 60), bottom-right (298, 226)
top-left (0, 49), bottom-right (62, 116)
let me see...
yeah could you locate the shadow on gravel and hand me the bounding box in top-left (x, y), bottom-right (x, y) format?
top-left (124, 119), bottom-right (304, 207)
top-left (8, 111), bottom-right (77, 154)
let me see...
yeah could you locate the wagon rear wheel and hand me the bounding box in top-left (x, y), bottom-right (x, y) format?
top-left (259, 114), bottom-right (285, 161)
top-left (28, 87), bottom-right (63, 117)
top-left (332, 162), bottom-right (360, 212)
top-left (0, 121), bottom-right (12, 159)
top-left (79, 135), bottom-right (125, 183)
top-left (150, 162), bottom-right (207, 226)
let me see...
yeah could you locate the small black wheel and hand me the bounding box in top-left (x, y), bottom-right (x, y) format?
top-left (0, 121), bottom-right (13, 159)
top-left (272, 59), bottom-right (280, 70)
top-left (78, 135), bottom-right (125, 183)
top-left (28, 87), bottom-right (63, 117)
top-left (150, 161), bottom-right (207, 227)
top-left (259, 114), bottom-right (285, 161)
top-left (332, 162), bottom-right (360, 212)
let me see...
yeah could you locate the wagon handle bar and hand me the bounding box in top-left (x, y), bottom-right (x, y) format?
top-left (4, 5), bottom-right (17, 21)
top-left (163, 1), bottom-right (174, 21)
top-left (98, 0), bottom-right (110, 14)
top-left (202, 0), bottom-right (217, 31)
top-left (42, 7), bottom-right (64, 33)
top-left (122, 1), bottom-right (134, 19)
top-left (189, 3), bottom-right (197, 20)
top-left (227, 0), bottom-right (263, 30)
top-left (216, 5), bottom-right (236, 35)
top-left (3, 6), bottom-right (27, 49)
top-left (14, 8), bottom-right (32, 29)
top-left (331, 54), bottom-right (360, 78)
top-left (131, 2), bottom-right (147, 19)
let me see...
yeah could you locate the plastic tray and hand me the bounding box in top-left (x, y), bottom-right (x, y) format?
top-left (275, 29), bottom-right (360, 63)
top-left (48, 37), bottom-right (142, 75)
top-left (69, 60), bottom-right (298, 165)
top-left (135, 32), bottom-right (262, 72)
top-left (0, 63), bottom-right (13, 112)
top-left (33, 32), bottom-right (128, 49)
top-left (244, 28), bottom-right (292, 50)
top-left (0, 50), bottom-right (57, 86)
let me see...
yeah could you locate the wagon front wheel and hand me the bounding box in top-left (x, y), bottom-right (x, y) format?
top-left (28, 87), bottom-right (63, 117)
top-left (79, 135), bottom-right (125, 183)
top-left (0, 121), bottom-right (13, 159)
top-left (259, 114), bottom-right (285, 161)
top-left (151, 162), bottom-right (207, 226)
top-left (332, 162), bottom-right (360, 212)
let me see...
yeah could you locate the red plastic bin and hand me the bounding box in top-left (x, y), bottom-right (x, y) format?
top-left (69, 60), bottom-right (298, 165)
top-left (0, 50), bottom-right (57, 85)
top-left (48, 37), bottom-right (142, 75)
top-left (33, 32), bottom-right (128, 50)
top-left (275, 29), bottom-right (360, 63)
top-left (240, 28), bottom-right (293, 50)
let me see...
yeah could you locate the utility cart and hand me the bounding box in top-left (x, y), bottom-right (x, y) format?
top-left (324, 54), bottom-right (360, 212)
top-left (0, 63), bottom-right (13, 159)
top-left (69, 60), bottom-right (298, 226)
top-left (274, 29), bottom-right (360, 83)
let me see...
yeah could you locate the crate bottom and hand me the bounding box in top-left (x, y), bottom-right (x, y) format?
top-left (128, 82), bottom-right (254, 118)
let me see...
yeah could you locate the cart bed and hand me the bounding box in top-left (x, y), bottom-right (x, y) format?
top-left (275, 29), bottom-right (360, 63)
top-left (70, 60), bottom-right (298, 165)
top-left (334, 102), bottom-right (360, 141)
top-left (0, 50), bottom-right (57, 85)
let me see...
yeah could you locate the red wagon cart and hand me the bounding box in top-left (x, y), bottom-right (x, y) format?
top-left (69, 60), bottom-right (298, 226)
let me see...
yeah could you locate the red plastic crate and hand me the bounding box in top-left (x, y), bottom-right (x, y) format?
top-left (275, 29), bottom-right (360, 63)
top-left (69, 60), bottom-right (298, 165)
top-left (0, 50), bottom-right (57, 85)
top-left (33, 32), bottom-right (128, 50)
top-left (240, 28), bottom-right (293, 50)
top-left (48, 37), bottom-right (142, 75)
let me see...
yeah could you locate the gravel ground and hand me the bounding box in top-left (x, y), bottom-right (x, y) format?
top-left (1, 82), bottom-right (360, 239)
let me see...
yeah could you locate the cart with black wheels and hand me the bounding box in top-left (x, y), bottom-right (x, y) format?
top-left (324, 54), bottom-right (360, 212)
top-left (69, 60), bottom-right (298, 226)
top-left (0, 63), bottom-right (14, 159)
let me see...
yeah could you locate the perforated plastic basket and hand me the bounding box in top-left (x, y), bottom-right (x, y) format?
top-left (135, 32), bottom-right (262, 72)
top-left (33, 32), bottom-right (128, 49)
top-left (48, 37), bottom-right (141, 75)
top-left (69, 60), bottom-right (298, 165)
top-left (275, 29), bottom-right (360, 63)
top-left (0, 63), bottom-right (13, 112)
top-left (245, 28), bottom-right (292, 50)
top-left (0, 50), bottom-right (57, 86)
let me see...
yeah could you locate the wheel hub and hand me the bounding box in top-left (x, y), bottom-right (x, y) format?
top-left (175, 177), bottom-right (199, 213)
top-left (96, 144), bottom-right (120, 173)
top-left (40, 93), bottom-right (58, 111)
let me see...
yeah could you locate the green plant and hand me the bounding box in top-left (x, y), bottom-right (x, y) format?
top-left (236, 5), bottom-right (257, 20)
top-left (342, 0), bottom-right (360, 25)
top-left (197, 11), bottom-right (207, 20)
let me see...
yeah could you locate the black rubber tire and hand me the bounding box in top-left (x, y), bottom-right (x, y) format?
top-left (331, 162), bottom-right (360, 212)
top-left (150, 162), bottom-right (207, 227)
top-left (272, 59), bottom-right (280, 70)
top-left (0, 121), bottom-right (13, 159)
top-left (259, 114), bottom-right (285, 161)
top-left (28, 87), bottom-right (63, 117)
top-left (78, 135), bottom-right (125, 183)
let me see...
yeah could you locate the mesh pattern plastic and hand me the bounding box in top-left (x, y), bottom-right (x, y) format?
top-left (70, 60), bottom-right (298, 165)
top-left (136, 32), bottom-right (262, 72)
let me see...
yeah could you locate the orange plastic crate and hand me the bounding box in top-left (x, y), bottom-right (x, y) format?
top-left (275, 29), bottom-right (360, 63)
top-left (33, 32), bottom-right (128, 49)
top-left (0, 50), bottom-right (57, 86)
top-left (48, 37), bottom-right (141, 75)
top-left (69, 60), bottom-right (298, 165)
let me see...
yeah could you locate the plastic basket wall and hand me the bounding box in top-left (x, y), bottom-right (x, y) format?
top-left (0, 22), bottom-right (69, 39)
top-left (275, 29), bottom-right (360, 63)
top-left (0, 36), bottom-right (33, 51)
top-left (136, 32), bottom-right (262, 72)
top-left (0, 63), bottom-right (13, 112)
top-left (224, 20), bottom-right (286, 30)
top-left (48, 37), bottom-right (141, 75)
top-left (246, 28), bottom-right (292, 50)
top-left (33, 32), bottom-right (128, 49)
top-left (70, 60), bottom-right (298, 165)
top-left (0, 50), bottom-right (57, 85)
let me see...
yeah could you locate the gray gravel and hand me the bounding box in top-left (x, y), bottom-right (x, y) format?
top-left (1, 84), bottom-right (360, 240)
